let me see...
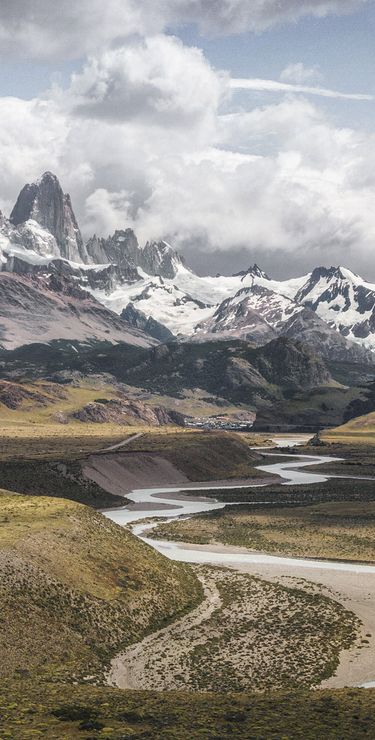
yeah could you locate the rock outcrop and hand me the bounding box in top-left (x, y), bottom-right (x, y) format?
top-left (10, 172), bottom-right (87, 262)
top-left (72, 398), bottom-right (185, 426)
top-left (121, 303), bottom-right (175, 342)
top-left (0, 272), bottom-right (157, 349)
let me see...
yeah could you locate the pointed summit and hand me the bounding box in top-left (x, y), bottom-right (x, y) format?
top-left (141, 240), bottom-right (185, 279)
top-left (233, 264), bottom-right (270, 280)
top-left (10, 172), bottom-right (87, 263)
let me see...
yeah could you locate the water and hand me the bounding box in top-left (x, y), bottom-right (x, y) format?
top-left (103, 437), bottom-right (375, 574)
top-left (104, 435), bottom-right (375, 688)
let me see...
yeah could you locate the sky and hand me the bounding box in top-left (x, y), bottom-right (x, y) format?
top-left (0, 0), bottom-right (374, 278)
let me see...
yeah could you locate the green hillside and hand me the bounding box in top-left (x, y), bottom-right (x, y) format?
top-left (0, 491), bottom-right (202, 683)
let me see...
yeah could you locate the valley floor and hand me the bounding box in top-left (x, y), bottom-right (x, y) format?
top-left (112, 444), bottom-right (375, 692)
top-left (161, 547), bottom-right (375, 690)
top-left (2, 430), bottom-right (375, 737)
top-left (108, 565), bottom-right (360, 693)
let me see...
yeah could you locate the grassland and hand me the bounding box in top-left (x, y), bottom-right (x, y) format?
top-left (0, 379), bottom-right (117, 425)
top-left (322, 411), bottom-right (375, 444)
top-left (122, 430), bottom-right (271, 481)
top-left (301, 443), bottom-right (375, 477)
top-left (0, 491), bottom-right (202, 685)
top-left (0, 681), bottom-right (374, 739)
top-left (150, 498), bottom-right (375, 562)
top-left (0, 423), bottom-right (136, 461)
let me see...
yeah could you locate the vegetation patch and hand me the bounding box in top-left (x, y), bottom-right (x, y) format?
top-left (323, 411), bottom-right (375, 444)
top-left (122, 429), bottom-right (271, 481)
top-left (0, 425), bottom-right (135, 461)
top-left (150, 498), bottom-right (375, 562)
top-left (0, 681), bottom-right (374, 739)
top-left (110, 566), bottom-right (359, 693)
top-left (0, 459), bottom-right (127, 508)
top-left (0, 492), bottom-right (202, 683)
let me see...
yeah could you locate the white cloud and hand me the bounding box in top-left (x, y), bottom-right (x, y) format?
top-left (230, 77), bottom-right (373, 100)
top-left (280, 62), bottom-right (323, 84)
top-left (0, 0), bottom-right (368, 59)
top-left (0, 28), bottom-right (374, 276)
top-left (67, 35), bottom-right (226, 134)
top-left (174, 0), bottom-right (368, 34)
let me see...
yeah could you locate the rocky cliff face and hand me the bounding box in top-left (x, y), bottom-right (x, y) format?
top-left (0, 272), bottom-right (157, 350)
top-left (86, 232), bottom-right (183, 279)
top-left (293, 266), bottom-right (375, 348)
top-left (86, 229), bottom-right (140, 266)
top-left (10, 172), bottom-right (87, 262)
top-left (121, 303), bottom-right (175, 342)
top-left (141, 240), bottom-right (183, 279)
top-left (250, 336), bottom-right (331, 390)
top-left (72, 398), bottom-right (185, 426)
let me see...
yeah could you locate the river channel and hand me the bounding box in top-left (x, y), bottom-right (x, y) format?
top-left (103, 436), bottom-right (375, 687)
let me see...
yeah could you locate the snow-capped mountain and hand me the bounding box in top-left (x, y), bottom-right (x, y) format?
top-left (293, 266), bottom-right (375, 346)
top-left (1, 171), bottom-right (375, 360)
top-left (195, 284), bottom-right (299, 341)
top-left (192, 281), bottom-right (372, 362)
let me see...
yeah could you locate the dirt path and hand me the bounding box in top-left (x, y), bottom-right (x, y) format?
top-left (108, 574), bottom-right (221, 690)
top-left (98, 432), bottom-right (145, 453)
top-left (107, 564), bottom-right (361, 693)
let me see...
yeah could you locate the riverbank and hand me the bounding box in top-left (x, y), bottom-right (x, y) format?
top-left (104, 443), bottom-right (375, 691)
top-left (108, 565), bottom-right (359, 693)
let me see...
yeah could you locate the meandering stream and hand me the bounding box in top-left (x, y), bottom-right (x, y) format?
top-left (104, 441), bottom-right (375, 573)
top-left (103, 436), bottom-right (375, 688)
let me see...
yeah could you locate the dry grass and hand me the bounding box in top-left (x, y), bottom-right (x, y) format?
top-left (0, 380), bottom-right (117, 425)
top-left (150, 500), bottom-right (375, 563)
top-left (0, 425), bottom-right (140, 461)
top-left (110, 565), bottom-right (359, 693)
top-left (1, 682), bottom-right (375, 739)
top-left (0, 492), bottom-right (202, 683)
top-left (122, 430), bottom-right (270, 481)
top-left (323, 411), bottom-right (375, 444)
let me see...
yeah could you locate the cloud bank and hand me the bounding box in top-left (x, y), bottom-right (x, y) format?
top-left (0, 1), bottom-right (373, 277)
top-left (1, 66), bottom-right (374, 272)
top-left (0, 0), bottom-right (368, 58)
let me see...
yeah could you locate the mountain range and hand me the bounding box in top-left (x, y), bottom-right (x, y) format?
top-left (1, 172), bottom-right (375, 431)
top-left (1, 172), bottom-right (375, 366)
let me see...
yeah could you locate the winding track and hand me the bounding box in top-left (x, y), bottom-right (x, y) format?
top-left (108, 574), bottom-right (221, 690)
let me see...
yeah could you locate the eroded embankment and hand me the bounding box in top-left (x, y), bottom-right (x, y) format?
top-left (103, 447), bottom-right (375, 690)
top-left (84, 452), bottom-right (190, 497)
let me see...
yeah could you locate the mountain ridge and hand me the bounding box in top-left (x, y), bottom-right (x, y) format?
top-left (0, 171), bottom-right (374, 364)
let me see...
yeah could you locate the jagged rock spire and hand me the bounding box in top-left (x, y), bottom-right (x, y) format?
top-left (10, 171), bottom-right (87, 263)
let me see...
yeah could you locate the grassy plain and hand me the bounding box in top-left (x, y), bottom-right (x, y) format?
top-left (0, 681), bottom-right (374, 739)
top-left (150, 500), bottom-right (375, 562)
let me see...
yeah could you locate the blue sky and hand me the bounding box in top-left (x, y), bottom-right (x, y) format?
top-left (178, 6), bottom-right (375, 129)
top-left (2, 3), bottom-right (374, 122)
